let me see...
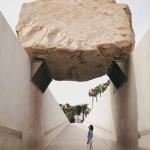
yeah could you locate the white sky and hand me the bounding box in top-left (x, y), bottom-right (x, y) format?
top-left (0, 0), bottom-right (150, 105)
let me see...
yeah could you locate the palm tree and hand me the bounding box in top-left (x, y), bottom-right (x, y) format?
top-left (59, 104), bottom-right (91, 123)
top-left (98, 84), bottom-right (102, 98)
top-left (65, 103), bottom-right (70, 109)
top-left (89, 90), bottom-right (95, 109)
top-left (80, 104), bottom-right (90, 121)
top-left (89, 80), bottom-right (111, 106)
top-left (75, 105), bottom-right (82, 115)
top-left (62, 103), bottom-right (76, 123)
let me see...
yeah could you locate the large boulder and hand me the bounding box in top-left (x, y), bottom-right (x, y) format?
top-left (16, 0), bottom-right (134, 81)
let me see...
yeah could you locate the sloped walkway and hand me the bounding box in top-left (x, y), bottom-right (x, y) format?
top-left (46, 123), bottom-right (112, 150)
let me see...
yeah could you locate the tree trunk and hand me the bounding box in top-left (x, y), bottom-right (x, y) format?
top-left (92, 97), bottom-right (94, 109)
top-left (100, 92), bottom-right (101, 98)
top-left (82, 110), bottom-right (85, 121)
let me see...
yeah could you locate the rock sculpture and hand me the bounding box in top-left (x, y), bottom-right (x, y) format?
top-left (16, 0), bottom-right (134, 81)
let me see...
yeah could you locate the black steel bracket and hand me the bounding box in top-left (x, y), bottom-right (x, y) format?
top-left (31, 59), bottom-right (52, 93)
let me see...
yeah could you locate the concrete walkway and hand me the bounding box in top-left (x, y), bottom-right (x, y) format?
top-left (46, 123), bottom-right (112, 150)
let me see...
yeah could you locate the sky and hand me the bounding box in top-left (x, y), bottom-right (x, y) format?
top-left (0, 0), bottom-right (150, 106)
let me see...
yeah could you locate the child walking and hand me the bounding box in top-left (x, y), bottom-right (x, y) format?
top-left (87, 125), bottom-right (94, 150)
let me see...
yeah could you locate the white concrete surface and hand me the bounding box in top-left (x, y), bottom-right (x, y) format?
top-left (133, 28), bottom-right (150, 149)
top-left (85, 28), bottom-right (150, 150)
top-left (85, 87), bottom-right (116, 141)
top-left (47, 123), bottom-right (114, 150)
top-left (0, 12), bottom-right (69, 150)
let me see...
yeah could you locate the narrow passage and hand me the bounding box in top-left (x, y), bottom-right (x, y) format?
top-left (46, 123), bottom-right (112, 150)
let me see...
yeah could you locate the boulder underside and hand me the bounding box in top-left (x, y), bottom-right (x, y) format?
top-left (16, 0), bottom-right (135, 81)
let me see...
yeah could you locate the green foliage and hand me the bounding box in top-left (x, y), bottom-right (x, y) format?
top-left (59, 103), bottom-right (91, 123)
top-left (89, 80), bottom-right (111, 101)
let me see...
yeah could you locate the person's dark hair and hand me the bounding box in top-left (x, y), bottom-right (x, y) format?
top-left (89, 125), bottom-right (94, 131)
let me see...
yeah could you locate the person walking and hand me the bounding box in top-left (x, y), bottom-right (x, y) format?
top-left (87, 125), bottom-right (94, 150)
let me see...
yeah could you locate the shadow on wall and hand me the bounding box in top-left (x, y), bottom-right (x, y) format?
top-left (85, 28), bottom-right (150, 150)
top-left (111, 55), bottom-right (138, 149)
top-left (0, 12), bottom-right (69, 150)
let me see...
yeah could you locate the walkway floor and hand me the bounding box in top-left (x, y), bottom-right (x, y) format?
top-left (46, 123), bottom-right (112, 150)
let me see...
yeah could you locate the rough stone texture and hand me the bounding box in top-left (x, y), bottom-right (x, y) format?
top-left (16, 0), bottom-right (134, 81)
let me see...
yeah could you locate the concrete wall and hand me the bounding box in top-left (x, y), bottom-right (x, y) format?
top-left (0, 12), bottom-right (69, 150)
top-left (85, 28), bottom-right (150, 150)
top-left (85, 87), bottom-right (116, 140)
top-left (133, 29), bottom-right (150, 149)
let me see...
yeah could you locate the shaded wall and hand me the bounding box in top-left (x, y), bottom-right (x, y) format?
top-left (111, 57), bottom-right (138, 150)
top-left (85, 87), bottom-right (116, 140)
top-left (85, 28), bottom-right (150, 149)
top-left (0, 12), bottom-right (69, 150)
top-left (133, 29), bottom-right (150, 149)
